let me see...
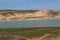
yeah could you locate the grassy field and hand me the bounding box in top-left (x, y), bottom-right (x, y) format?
top-left (0, 27), bottom-right (60, 37)
top-left (0, 27), bottom-right (60, 40)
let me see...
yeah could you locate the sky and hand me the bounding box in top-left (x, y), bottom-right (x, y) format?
top-left (0, 0), bottom-right (60, 10)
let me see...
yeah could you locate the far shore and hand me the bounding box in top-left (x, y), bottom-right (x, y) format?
top-left (0, 17), bottom-right (60, 22)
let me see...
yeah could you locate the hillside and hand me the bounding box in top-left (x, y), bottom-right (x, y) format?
top-left (0, 10), bottom-right (60, 20)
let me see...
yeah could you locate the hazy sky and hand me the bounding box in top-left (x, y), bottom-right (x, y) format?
top-left (0, 0), bottom-right (60, 10)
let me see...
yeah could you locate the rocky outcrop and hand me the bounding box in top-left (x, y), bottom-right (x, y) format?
top-left (0, 10), bottom-right (60, 20)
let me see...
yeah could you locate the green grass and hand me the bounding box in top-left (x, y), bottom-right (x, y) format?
top-left (0, 27), bottom-right (60, 38)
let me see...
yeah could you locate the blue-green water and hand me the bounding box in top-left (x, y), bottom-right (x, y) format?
top-left (0, 19), bottom-right (60, 28)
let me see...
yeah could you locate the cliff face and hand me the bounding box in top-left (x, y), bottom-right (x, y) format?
top-left (0, 10), bottom-right (60, 20)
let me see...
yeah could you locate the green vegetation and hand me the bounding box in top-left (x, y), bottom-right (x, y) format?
top-left (47, 10), bottom-right (59, 17)
top-left (0, 27), bottom-right (60, 38)
top-left (0, 10), bottom-right (39, 13)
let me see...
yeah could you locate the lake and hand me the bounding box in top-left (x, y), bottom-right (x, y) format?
top-left (0, 18), bottom-right (60, 28)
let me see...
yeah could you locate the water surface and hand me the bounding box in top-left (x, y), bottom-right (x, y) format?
top-left (0, 19), bottom-right (60, 28)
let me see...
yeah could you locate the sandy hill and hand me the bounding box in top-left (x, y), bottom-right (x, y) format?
top-left (0, 10), bottom-right (60, 20)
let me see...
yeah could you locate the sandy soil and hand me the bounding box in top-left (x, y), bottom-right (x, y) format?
top-left (26, 34), bottom-right (60, 40)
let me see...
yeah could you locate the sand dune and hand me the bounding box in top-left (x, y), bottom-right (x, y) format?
top-left (0, 10), bottom-right (60, 20)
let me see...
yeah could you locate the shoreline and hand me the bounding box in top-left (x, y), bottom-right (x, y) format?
top-left (0, 17), bottom-right (60, 22)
